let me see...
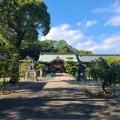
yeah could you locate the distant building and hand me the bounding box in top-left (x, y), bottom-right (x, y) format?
top-left (39, 52), bottom-right (120, 73)
top-left (19, 56), bottom-right (36, 71)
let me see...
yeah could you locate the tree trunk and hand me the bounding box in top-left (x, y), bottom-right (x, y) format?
top-left (1, 78), bottom-right (5, 95)
top-left (102, 80), bottom-right (108, 94)
top-left (40, 69), bottom-right (43, 78)
top-left (15, 31), bottom-right (25, 49)
top-left (8, 46), bottom-right (20, 85)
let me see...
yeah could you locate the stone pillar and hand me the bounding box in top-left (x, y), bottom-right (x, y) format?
top-left (25, 69), bottom-right (37, 81)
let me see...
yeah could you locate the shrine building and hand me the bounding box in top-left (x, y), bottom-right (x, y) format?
top-left (38, 52), bottom-right (120, 73)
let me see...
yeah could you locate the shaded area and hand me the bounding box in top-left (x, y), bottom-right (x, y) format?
top-left (0, 80), bottom-right (120, 119)
top-left (0, 97), bottom-right (111, 119)
top-left (1, 81), bottom-right (47, 92)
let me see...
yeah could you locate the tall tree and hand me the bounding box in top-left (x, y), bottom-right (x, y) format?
top-left (20, 41), bottom-right (41, 61)
top-left (55, 40), bottom-right (73, 53)
top-left (0, 0), bottom-right (50, 83)
top-left (38, 40), bottom-right (74, 53)
top-left (79, 50), bottom-right (93, 54)
top-left (64, 58), bottom-right (78, 77)
top-left (1, 0), bottom-right (50, 49)
top-left (39, 40), bottom-right (57, 52)
top-left (87, 57), bottom-right (120, 94)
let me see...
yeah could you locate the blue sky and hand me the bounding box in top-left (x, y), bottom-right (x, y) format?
top-left (40, 0), bottom-right (120, 54)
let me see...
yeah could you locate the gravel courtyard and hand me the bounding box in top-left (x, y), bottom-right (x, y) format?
top-left (0, 76), bottom-right (120, 120)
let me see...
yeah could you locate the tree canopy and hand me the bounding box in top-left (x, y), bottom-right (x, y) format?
top-left (39, 40), bottom-right (73, 53)
top-left (0, 0), bottom-right (51, 83)
top-left (19, 39), bottom-right (93, 60)
top-left (0, 0), bottom-right (50, 50)
top-left (20, 41), bottom-right (41, 61)
top-left (87, 57), bottom-right (120, 94)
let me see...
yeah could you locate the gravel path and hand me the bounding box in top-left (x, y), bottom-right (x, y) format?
top-left (0, 76), bottom-right (120, 120)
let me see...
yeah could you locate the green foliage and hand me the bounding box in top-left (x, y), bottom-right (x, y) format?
top-left (64, 60), bottom-right (78, 77)
top-left (0, 33), bottom-right (18, 59)
top-left (39, 40), bottom-right (73, 53)
top-left (66, 57), bottom-right (74, 61)
top-left (87, 57), bottom-right (120, 93)
top-left (38, 40), bottom-right (93, 54)
top-left (39, 40), bottom-right (57, 52)
top-left (20, 41), bottom-right (41, 60)
top-left (19, 39), bottom-right (93, 60)
top-left (0, 61), bottom-right (10, 79)
top-left (36, 61), bottom-right (46, 77)
top-left (79, 50), bottom-right (93, 54)
top-left (0, 81), bottom-right (9, 85)
top-left (106, 57), bottom-right (120, 84)
top-left (20, 60), bottom-right (31, 78)
top-left (36, 61), bottom-right (46, 71)
top-left (1, 0), bottom-right (50, 49)
top-left (0, 60), bottom-right (13, 93)
top-left (0, 0), bottom-right (50, 83)
top-left (56, 40), bottom-right (73, 53)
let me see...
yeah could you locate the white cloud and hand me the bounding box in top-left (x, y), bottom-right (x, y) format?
top-left (93, 0), bottom-right (120, 27)
top-left (85, 20), bottom-right (98, 28)
top-left (110, 0), bottom-right (120, 14)
top-left (92, 0), bottom-right (120, 14)
top-left (74, 32), bottom-right (120, 53)
top-left (61, 24), bottom-right (70, 30)
top-left (102, 35), bottom-right (120, 50)
top-left (75, 40), bottom-right (96, 50)
top-left (40, 23), bottom-right (120, 54)
top-left (104, 15), bottom-right (120, 26)
top-left (107, 0), bottom-right (120, 27)
top-left (41, 24), bottom-right (84, 45)
top-left (87, 34), bottom-right (120, 53)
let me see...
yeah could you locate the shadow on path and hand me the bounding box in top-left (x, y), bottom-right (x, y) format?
top-left (0, 79), bottom-right (120, 119)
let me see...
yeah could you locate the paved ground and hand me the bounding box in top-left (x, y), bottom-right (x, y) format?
top-left (0, 75), bottom-right (120, 120)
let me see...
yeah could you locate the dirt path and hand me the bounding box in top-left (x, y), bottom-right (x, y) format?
top-left (0, 76), bottom-right (120, 120)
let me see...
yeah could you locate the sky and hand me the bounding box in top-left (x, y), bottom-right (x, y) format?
top-left (40, 0), bottom-right (120, 54)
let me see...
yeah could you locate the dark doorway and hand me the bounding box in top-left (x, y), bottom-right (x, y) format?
top-left (48, 57), bottom-right (65, 73)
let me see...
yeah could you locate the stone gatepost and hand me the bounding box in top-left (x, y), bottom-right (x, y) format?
top-left (25, 69), bottom-right (37, 81)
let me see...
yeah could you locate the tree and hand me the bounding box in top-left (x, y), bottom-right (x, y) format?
top-left (20, 60), bottom-right (31, 78)
top-left (1, 0), bottom-right (50, 83)
top-left (1, 0), bottom-right (50, 49)
top-left (38, 39), bottom-right (75, 53)
top-left (64, 57), bottom-right (78, 77)
top-left (87, 57), bottom-right (120, 94)
top-left (86, 60), bottom-right (98, 80)
top-left (88, 58), bottom-right (110, 94)
top-left (56, 40), bottom-right (73, 53)
top-left (20, 41), bottom-right (41, 61)
top-left (79, 50), bottom-right (93, 54)
top-left (106, 57), bottom-right (120, 92)
top-left (36, 61), bottom-right (46, 77)
top-left (66, 57), bottom-right (74, 61)
top-left (39, 40), bottom-right (57, 52)
top-left (0, 42), bottom-right (5, 55)
top-left (0, 60), bottom-right (12, 94)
